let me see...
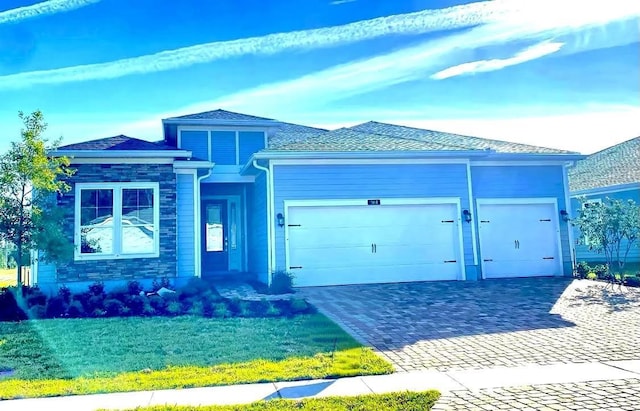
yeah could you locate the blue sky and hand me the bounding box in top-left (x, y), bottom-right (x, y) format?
top-left (0, 0), bottom-right (638, 154)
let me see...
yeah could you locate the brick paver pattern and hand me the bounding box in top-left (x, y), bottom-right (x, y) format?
top-left (300, 278), bottom-right (640, 372)
top-left (434, 378), bottom-right (640, 411)
top-left (301, 278), bottom-right (640, 410)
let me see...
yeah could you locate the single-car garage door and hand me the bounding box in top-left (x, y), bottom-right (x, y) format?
top-left (477, 200), bottom-right (562, 279)
top-left (286, 200), bottom-right (464, 287)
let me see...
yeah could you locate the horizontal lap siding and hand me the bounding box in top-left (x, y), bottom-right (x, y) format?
top-left (571, 188), bottom-right (640, 263)
top-left (176, 174), bottom-right (195, 277)
top-left (248, 173), bottom-right (269, 282)
top-left (272, 163), bottom-right (472, 273)
top-left (471, 165), bottom-right (572, 271)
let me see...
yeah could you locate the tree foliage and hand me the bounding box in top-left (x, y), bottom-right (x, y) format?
top-left (573, 197), bottom-right (640, 274)
top-left (0, 111), bottom-right (75, 285)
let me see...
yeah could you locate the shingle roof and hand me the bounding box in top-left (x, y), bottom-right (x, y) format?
top-left (267, 128), bottom-right (472, 152)
top-left (350, 121), bottom-right (575, 154)
top-left (569, 137), bottom-right (640, 192)
top-left (59, 135), bottom-right (178, 151)
top-left (268, 122), bottom-right (329, 148)
top-left (165, 109), bottom-right (275, 122)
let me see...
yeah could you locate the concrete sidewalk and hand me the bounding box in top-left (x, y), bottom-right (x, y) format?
top-left (2, 360), bottom-right (640, 411)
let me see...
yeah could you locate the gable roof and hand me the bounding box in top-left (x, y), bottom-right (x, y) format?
top-left (164, 109), bottom-right (275, 122)
top-left (569, 136), bottom-right (640, 192)
top-left (267, 127), bottom-right (473, 152)
top-left (58, 135), bottom-right (178, 151)
top-left (350, 121), bottom-right (576, 154)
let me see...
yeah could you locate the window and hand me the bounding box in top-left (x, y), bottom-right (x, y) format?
top-left (75, 183), bottom-right (159, 260)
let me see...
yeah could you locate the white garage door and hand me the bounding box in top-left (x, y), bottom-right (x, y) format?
top-left (286, 202), bottom-right (463, 287)
top-left (477, 201), bottom-right (562, 279)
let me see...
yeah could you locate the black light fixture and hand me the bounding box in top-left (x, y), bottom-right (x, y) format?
top-left (276, 213), bottom-right (285, 227)
top-left (462, 209), bottom-right (472, 223)
top-left (560, 209), bottom-right (569, 222)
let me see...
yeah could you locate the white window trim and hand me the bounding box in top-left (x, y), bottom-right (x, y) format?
top-left (74, 182), bottom-right (160, 261)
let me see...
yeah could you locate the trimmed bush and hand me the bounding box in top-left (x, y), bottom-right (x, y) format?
top-left (88, 281), bottom-right (105, 296)
top-left (269, 271), bottom-right (294, 294)
top-left (152, 277), bottom-right (172, 292)
top-left (213, 302), bottom-right (231, 318)
top-left (0, 290), bottom-right (26, 321)
top-left (26, 289), bottom-right (47, 308)
top-left (148, 295), bottom-right (167, 314)
top-left (58, 285), bottom-right (72, 304)
top-left (586, 272), bottom-right (597, 280)
top-left (67, 300), bottom-right (85, 318)
top-left (45, 295), bottom-right (67, 318)
top-left (126, 295), bottom-right (146, 316)
top-left (166, 301), bottom-right (182, 316)
top-left (104, 299), bottom-right (125, 317)
top-left (127, 281), bottom-right (143, 296)
top-left (290, 298), bottom-right (309, 314)
top-left (28, 304), bottom-right (46, 319)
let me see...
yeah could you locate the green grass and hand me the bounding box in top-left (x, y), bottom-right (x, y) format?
top-left (110, 391), bottom-right (441, 411)
top-left (0, 314), bottom-right (392, 399)
top-left (0, 269), bottom-right (15, 288)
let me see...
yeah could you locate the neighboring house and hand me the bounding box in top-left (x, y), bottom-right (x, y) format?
top-left (32, 109), bottom-right (585, 293)
top-left (569, 137), bottom-right (640, 265)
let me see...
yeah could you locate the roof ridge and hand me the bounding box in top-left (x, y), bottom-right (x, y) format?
top-left (586, 136), bottom-right (640, 157)
top-left (340, 127), bottom-right (468, 150)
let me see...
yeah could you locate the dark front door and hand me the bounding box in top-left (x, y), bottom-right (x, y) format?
top-left (202, 200), bottom-right (228, 274)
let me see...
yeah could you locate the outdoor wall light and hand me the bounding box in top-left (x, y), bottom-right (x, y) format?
top-left (462, 209), bottom-right (472, 223)
top-left (276, 213), bottom-right (285, 227)
top-left (560, 209), bottom-right (570, 222)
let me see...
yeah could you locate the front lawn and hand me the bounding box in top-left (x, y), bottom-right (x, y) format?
top-left (0, 269), bottom-right (14, 288)
top-left (0, 314), bottom-right (392, 399)
top-left (112, 391), bottom-right (441, 411)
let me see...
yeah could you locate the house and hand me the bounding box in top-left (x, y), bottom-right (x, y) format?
top-left (569, 137), bottom-right (640, 265)
top-left (32, 109), bottom-right (585, 293)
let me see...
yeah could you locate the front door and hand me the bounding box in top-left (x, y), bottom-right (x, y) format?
top-left (202, 200), bottom-right (229, 274)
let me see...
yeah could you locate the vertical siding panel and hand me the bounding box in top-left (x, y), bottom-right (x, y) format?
top-left (180, 131), bottom-right (209, 160)
top-left (211, 131), bottom-right (237, 165)
top-left (176, 173), bottom-right (196, 277)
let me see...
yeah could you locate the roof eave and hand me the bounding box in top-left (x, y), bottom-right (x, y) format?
top-left (52, 149), bottom-right (192, 158)
top-left (252, 149), bottom-right (494, 160)
top-left (482, 153), bottom-right (586, 161)
top-left (162, 118), bottom-right (282, 127)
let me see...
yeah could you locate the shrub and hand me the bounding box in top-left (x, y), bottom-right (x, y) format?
top-left (26, 289), bottom-right (47, 308)
top-left (28, 304), bottom-right (46, 319)
top-left (45, 295), bottom-right (67, 318)
top-left (104, 299), bottom-right (125, 317)
top-left (264, 302), bottom-right (281, 317)
top-left (593, 264), bottom-right (609, 280)
top-left (586, 272), bottom-right (597, 280)
top-left (127, 280), bottom-right (143, 296)
top-left (87, 295), bottom-right (106, 312)
top-left (142, 303), bottom-right (156, 316)
top-left (58, 285), bottom-right (72, 303)
top-left (67, 300), bottom-right (85, 318)
top-left (188, 301), bottom-right (204, 316)
top-left (0, 290), bottom-right (27, 321)
top-left (166, 301), bottom-right (182, 316)
top-left (72, 292), bottom-right (91, 311)
top-left (236, 300), bottom-right (252, 317)
top-left (107, 287), bottom-right (129, 303)
top-left (290, 298), bottom-right (309, 314)
top-left (125, 295), bottom-right (146, 315)
top-left (91, 308), bottom-right (106, 317)
top-left (212, 302), bottom-right (231, 318)
top-left (179, 277), bottom-right (211, 298)
top-left (269, 271), bottom-right (294, 294)
top-left (148, 295), bottom-right (167, 314)
top-left (88, 281), bottom-right (105, 296)
top-left (152, 277), bottom-right (172, 292)
top-left (575, 261), bottom-right (591, 279)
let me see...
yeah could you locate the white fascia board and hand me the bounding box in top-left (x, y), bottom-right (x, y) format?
top-left (474, 153), bottom-right (586, 163)
top-left (570, 182), bottom-right (640, 197)
top-left (163, 118), bottom-right (281, 128)
top-left (173, 160), bottom-right (214, 169)
top-left (53, 150), bottom-right (192, 158)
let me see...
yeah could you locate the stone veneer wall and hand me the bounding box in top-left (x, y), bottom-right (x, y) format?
top-left (55, 163), bottom-right (177, 282)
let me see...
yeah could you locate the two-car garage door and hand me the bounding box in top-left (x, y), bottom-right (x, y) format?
top-left (286, 201), bottom-right (463, 287)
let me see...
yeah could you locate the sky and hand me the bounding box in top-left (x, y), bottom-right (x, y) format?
top-left (0, 0), bottom-right (638, 154)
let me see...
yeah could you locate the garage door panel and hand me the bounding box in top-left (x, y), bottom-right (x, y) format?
top-left (478, 202), bottom-right (562, 279)
top-left (287, 202), bottom-right (462, 286)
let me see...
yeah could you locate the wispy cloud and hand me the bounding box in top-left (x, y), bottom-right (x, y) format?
top-left (0, 0), bottom-right (100, 25)
top-left (0, 0), bottom-right (523, 89)
top-left (330, 0), bottom-right (357, 5)
top-left (431, 41), bottom-right (564, 80)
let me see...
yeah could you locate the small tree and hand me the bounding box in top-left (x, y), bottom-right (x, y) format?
top-left (573, 198), bottom-right (640, 275)
top-left (0, 111), bottom-right (74, 286)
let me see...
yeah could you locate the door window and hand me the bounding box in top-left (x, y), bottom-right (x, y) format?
top-left (206, 204), bottom-right (224, 252)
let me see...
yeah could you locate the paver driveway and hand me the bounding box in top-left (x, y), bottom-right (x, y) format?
top-left (299, 278), bottom-right (640, 372)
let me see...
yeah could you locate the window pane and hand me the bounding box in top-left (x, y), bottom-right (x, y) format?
top-left (80, 208), bottom-right (96, 226)
top-left (81, 227), bottom-right (113, 254)
top-left (122, 226), bottom-right (154, 254)
top-left (81, 190), bottom-right (96, 207)
top-left (122, 189), bottom-right (154, 225)
top-left (98, 190), bottom-right (113, 207)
